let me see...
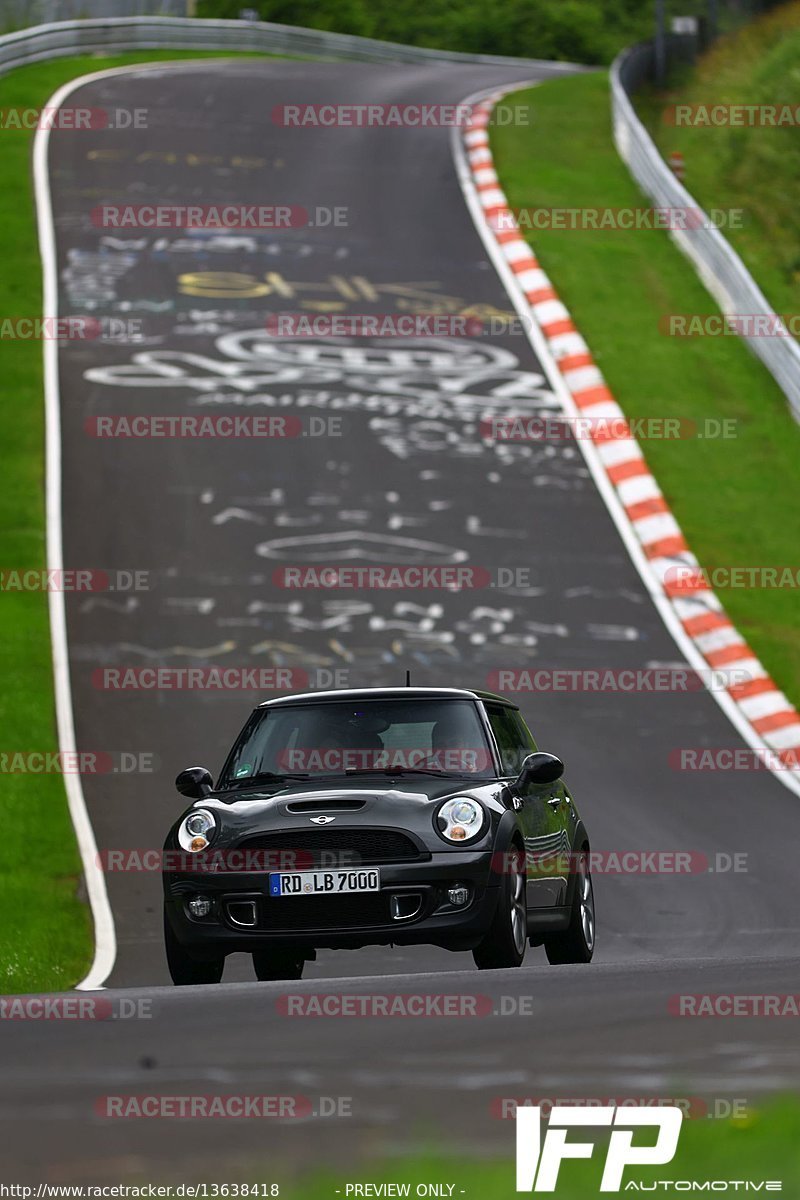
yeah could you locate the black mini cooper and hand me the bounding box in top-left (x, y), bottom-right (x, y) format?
top-left (163, 687), bottom-right (595, 984)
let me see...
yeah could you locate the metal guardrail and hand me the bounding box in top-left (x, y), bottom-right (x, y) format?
top-left (611, 41), bottom-right (800, 422)
top-left (0, 13), bottom-right (570, 74)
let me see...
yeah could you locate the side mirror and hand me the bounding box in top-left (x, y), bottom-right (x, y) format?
top-left (516, 752), bottom-right (564, 789)
top-left (175, 766), bottom-right (213, 799)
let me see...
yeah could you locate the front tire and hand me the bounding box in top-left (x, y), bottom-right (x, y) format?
top-left (544, 851), bottom-right (595, 964)
top-left (252, 949), bottom-right (305, 981)
top-left (472, 847), bottom-right (527, 970)
top-left (164, 908), bottom-right (224, 985)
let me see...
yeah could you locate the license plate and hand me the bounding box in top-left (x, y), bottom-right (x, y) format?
top-left (268, 868), bottom-right (381, 898)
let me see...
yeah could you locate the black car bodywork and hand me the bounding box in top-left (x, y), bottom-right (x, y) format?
top-left (162, 687), bottom-right (595, 983)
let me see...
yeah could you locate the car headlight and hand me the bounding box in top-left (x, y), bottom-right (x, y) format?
top-left (178, 808), bottom-right (217, 852)
top-left (436, 797), bottom-right (485, 844)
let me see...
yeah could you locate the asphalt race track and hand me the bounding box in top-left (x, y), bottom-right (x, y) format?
top-left (2, 56), bottom-right (799, 1182)
top-left (3, 960), bottom-right (800, 1182)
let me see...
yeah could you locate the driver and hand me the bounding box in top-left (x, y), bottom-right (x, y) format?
top-left (429, 711), bottom-right (482, 773)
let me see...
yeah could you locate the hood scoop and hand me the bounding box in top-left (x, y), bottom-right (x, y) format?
top-left (285, 797), bottom-right (368, 814)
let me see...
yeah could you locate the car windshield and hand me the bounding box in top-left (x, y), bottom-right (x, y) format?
top-left (219, 698), bottom-right (496, 786)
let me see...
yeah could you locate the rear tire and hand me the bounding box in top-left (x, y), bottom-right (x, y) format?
top-left (164, 908), bottom-right (224, 985)
top-left (544, 851), bottom-right (595, 964)
top-left (472, 846), bottom-right (527, 970)
top-left (252, 950), bottom-right (305, 981)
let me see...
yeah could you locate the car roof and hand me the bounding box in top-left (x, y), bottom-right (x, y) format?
top-left (256, 686), bottom-right (516, 709)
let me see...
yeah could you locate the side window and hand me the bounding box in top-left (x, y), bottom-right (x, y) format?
top-left (509, 709), bottom-right (538, 757)
top-left (486, 706), bottom-right (538, 775)
top-left (486, 706), bottom-right (526, 775)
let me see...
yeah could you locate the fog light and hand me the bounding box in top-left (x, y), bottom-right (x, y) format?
top-left (447, 884), bottom-right (470, 908)
top-left (188, 896), bottom-right (212, 918)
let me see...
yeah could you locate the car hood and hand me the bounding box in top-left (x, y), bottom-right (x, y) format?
top-left (170, 776), bottom-right (509, 851)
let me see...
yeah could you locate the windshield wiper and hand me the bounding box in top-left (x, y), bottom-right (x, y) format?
top-left (226, 771), bottom-right (311, 789)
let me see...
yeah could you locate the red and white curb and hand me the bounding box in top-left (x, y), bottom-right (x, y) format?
top-left (457, 86), bottom-right (800, 784)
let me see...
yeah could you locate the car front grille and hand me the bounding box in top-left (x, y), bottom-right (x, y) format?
top-left (257, 892), bottom-right (392, 931)
top-left (235, 828), bottom-right (426, 866)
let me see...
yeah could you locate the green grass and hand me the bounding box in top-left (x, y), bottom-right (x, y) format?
top-left (491, 72), bottom-right (800, 711)
top-left (287, 1098), bottom-right (800, 1197)
top-left (0, 49), bottom-right (278, 994)
top-left (638, 0), bottom-right (800, 320)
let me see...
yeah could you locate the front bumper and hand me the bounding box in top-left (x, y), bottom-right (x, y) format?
top-left (164, 849), bottom-right (498, 954)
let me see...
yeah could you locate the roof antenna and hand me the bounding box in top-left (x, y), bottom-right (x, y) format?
top-left (405, 669), bottom-right (411, 687)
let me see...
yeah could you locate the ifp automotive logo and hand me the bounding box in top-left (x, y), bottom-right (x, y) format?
top-left (516, 1104), bottom-right (683, 1192)
top-left (515, 1106), bottom-right (783, 1192)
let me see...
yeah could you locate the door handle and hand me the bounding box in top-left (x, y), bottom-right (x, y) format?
top-left (547, 796), bottom-right (561, 808)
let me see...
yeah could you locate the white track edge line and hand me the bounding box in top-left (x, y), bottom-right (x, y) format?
top-left (31, 66), bottom-right (148, 991)
top-left (450, 81), bottom-right (800, 802)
